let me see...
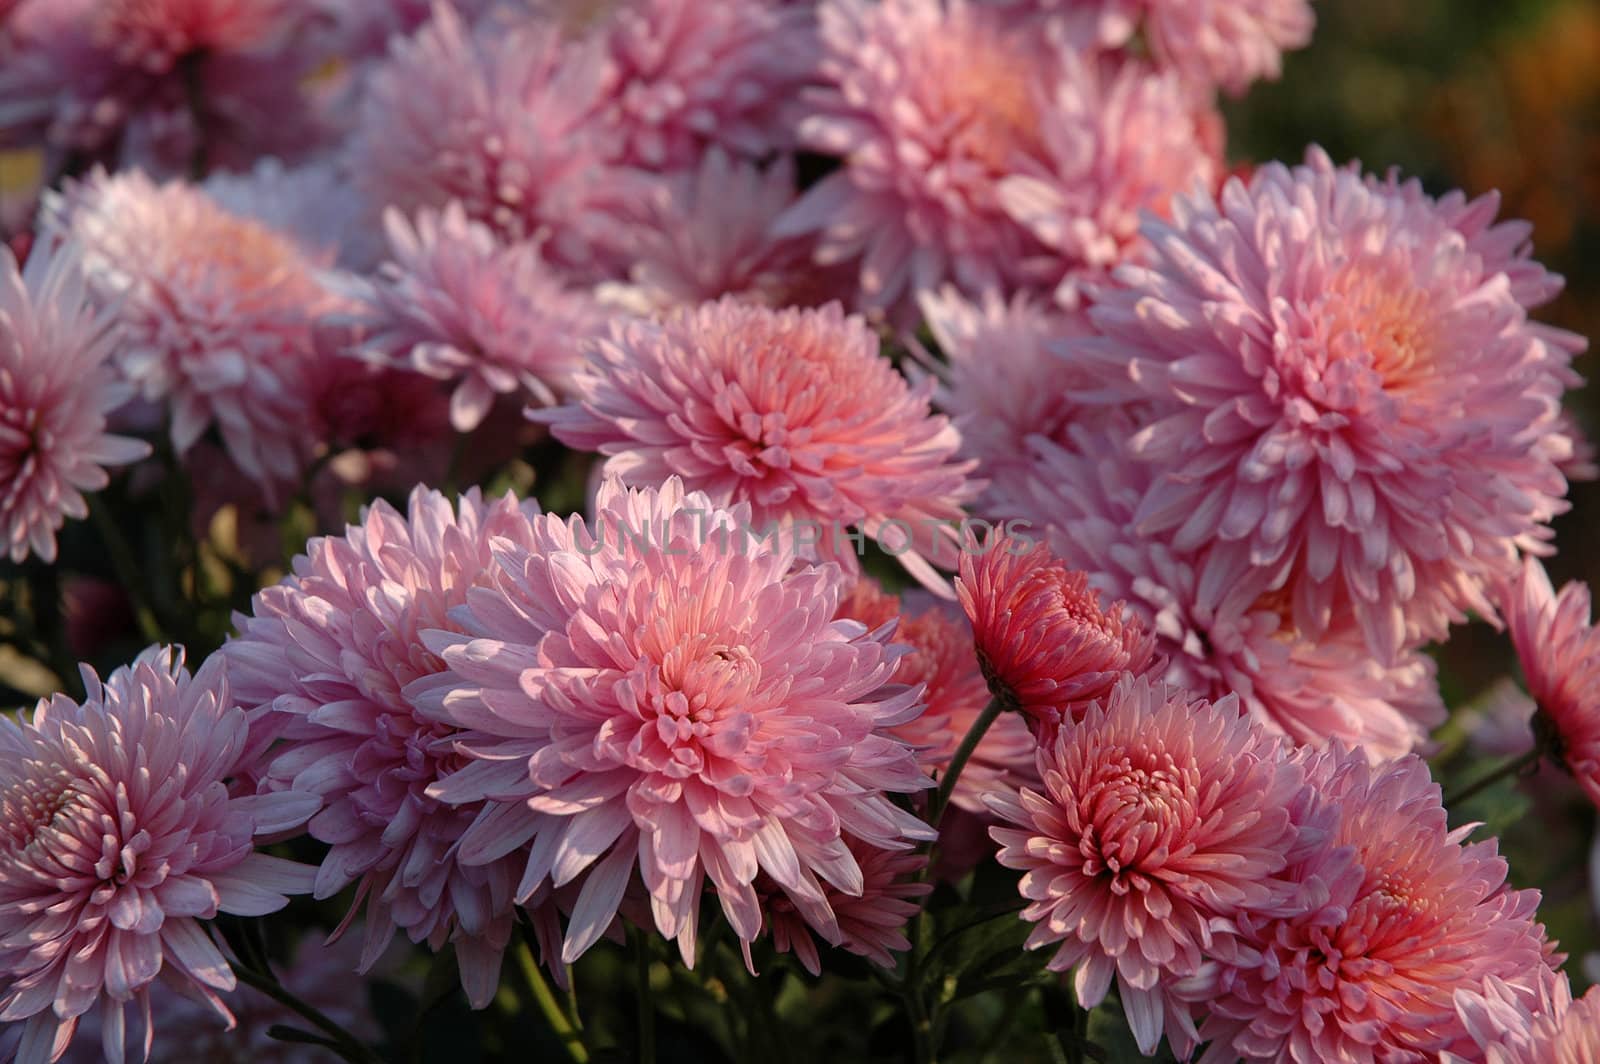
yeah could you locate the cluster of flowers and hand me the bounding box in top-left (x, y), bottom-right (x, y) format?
top-left (1, 0), bottom-right (1598, 1061)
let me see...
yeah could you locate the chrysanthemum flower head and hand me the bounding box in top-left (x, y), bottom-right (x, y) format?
top-left (1506, 557), bottom-right (1600, 807)
top-left (600, 151), bottom-right (832, 315)
top-left (1492, 982), bottom-right (1600, 1064)
top-left (0, 238), bottom-right (149, 563)
top-left (988, 675), bottom-right (1309, 1057)
top-left (563, 0), bottom-right (819, 170)
top-left (0, 0), bottom-right (322, 173)
top-left (223, 486), bottom-right (545, 1008)
top-left (410, 477), bottom-right (936, 968)
top-left (955, 531), bottom-right (1156, 728)
top-left (1448, 970), bottom-right (1591, 1064)
top-left (915, 285), bottom-right (1094, 514)
top-left (1020, 422), bottom-right (1446, 758)
top-left (43, 169), bottom-right (335, 496)
top-left (536, 298), bottom-right (980, 590)
top-left (1071, 147), bottom-right (1584, 661)
top-left (351, 1), bottom-right (632, 277)
top-left (995, 53), bottom-right (1219, 302)
top-left (332, 202), bottom-right (605, 432)
top-left (1194, 747), bottom-right (1557, 1062)
top-left (775, 0), bottom-right (1063, 319)
top-left (0, 646), bottom-right (318, 1064)
top-left (836, 577), bottom-right (1037, 815)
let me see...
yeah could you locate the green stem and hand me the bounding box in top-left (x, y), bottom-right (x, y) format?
top-left (929, 697), bottom-right (1006, 829)
top-left (903, 910), bottom-right (937, 1064)
top-left (516, 940), bottom-right (589, 1064)
top-left (1444, 747), bottom-right (1543, 806)
top-left (562, 976), bottom-right (583, 1033)
top-left (634, 930), bottom-right (657, 1064)
top-left (232, 963), bottom-right (384, 1064)
top-left (87, 496), bottom-right (165, 643)
top-left (920, 902), bottom-right (1027, 971)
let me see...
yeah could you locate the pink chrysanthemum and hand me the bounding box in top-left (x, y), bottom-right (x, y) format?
top-left (1491, 982), bottom-right (1600, 1064)
top-left (836, 578), bottom-right (1037, 815)
top-left (409, 478), bottom-right (935, 967)
top-left (223, 486), bottom-right (545, 1008)
top-left (955, 532), bottom-right (1156, 729)
top-left (1193, 747), bottom-right (1556, 1062)
top-left (914, 286), bottom-right (1095, 515)
top-left (775, 0), bottom-right (1066, 319)
top-left (331, 202), bottom-right (605, 432)
top-left (351, 2), bottom-right (632, 278)
top-left (1070, 148), bottom-right (1584, 661)
top-left (600, 150), bottom-right (832, 315)
top-left (1020, 422), bottom-right (1446, 758)
top-left (557, 0), bottom-right (818, 170)
top-left (535, 298), bottom-right (979, 589)
top-left (1506, 558), bottom-right (1600, 807)
top-left (988, 675), bottom-right (1308, 1057)
top-left (0, 646), bottom-right (317, 1064)
top-left (0, 0), bottom-right (322, 173)
top-left (42, 169), bottom-right (335, 495)
top-left (756, 834), bottom-right (930, 976)
top-left (0, 239), bottom-right (149, 563)
top-left (994, 54), bottom-right (1219, 302)
top-left (1448, 970), bottom-right (1588, 1064)
top-left (1011, 0), bottom-right (1315, 96)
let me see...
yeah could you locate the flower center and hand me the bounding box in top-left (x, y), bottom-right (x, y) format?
top-left (205, 215), bottom-right (307, 291)
top-left (708, 312), bottom-right (894, 494)
top-left (1079, 750), bottom-right (1192, 886)
top-left (1248, 585), bottom-right (1300, 642)
top-left (1359, 867), bottom-right (1434, 932)
top-left (657, 642), bottom-right (760, 722)
top-left (632, 637), bottom-right (765, 778)
top-left (1322, 261), bottom-right (1439, 391)
top-left (921, 31), bottom-right (1043, 173)
top-left (1, 762), bottom-right (81, 857)
top-left (1032, 570), bottom-right (1128, 663)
